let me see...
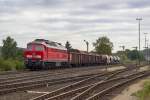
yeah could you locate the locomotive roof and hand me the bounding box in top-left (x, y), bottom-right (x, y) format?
top-left (28, 39), bottom-right (67, 50)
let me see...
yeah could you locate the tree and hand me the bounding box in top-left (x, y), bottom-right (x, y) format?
top-left (127, 50), bottom-right (144, 61)
top-left (0, 46), bottom-right (2, 57)
top-left (93, 36), bottom-right (113, 55)
top-left (1, 36), bottom-right (18, 59)
top-left (65, 41), bottom-right (72, 51)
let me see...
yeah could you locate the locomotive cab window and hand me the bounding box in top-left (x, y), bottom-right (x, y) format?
top-left (35, 45), bottom-right (44, 51)
top-left (27, 44), bottom-right (33, 51)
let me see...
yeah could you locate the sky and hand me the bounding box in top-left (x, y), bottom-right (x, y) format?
top-left (0, 0), bottom-right (150, 52)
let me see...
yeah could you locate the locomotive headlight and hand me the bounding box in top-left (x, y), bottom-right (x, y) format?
top-left (35, 55), bottom-right (41, 59)
top-left (26, 55), bottom-right (32, 58)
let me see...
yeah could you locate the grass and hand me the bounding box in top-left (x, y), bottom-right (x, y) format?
top-left (133, 80), bottom-right (150, 100)
top-left (0, 58), bottom-right (24, 71)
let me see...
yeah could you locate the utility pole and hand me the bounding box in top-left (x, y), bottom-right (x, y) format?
top-left (144, 33), bottom-right (148, 64)
top-left (147, 43), bottom-right (149, 64)
top-left (136, 18), bottom-right (142, 65)
top-left (148, 44), bottom-right (150, 64)
top-left (144, 33), bottom-right (148, 48)
top-left (84, 40), bottom-right (89, 53)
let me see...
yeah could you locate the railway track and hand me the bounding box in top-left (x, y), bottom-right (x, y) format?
top-left (30, 67), bottom-right (139, 100)
top-left (0, 66), bottom-right (128, 96)
top-left (0, 70), bottom-right (30, 75)
top-left (0, 65), bottom-right (111, 84)
top-left (0, 64), bottom-right (126, 87)
top-left (0, 64), bottom-right (146, 100)
top-left (0, 71), bottom-right (108, 95)
top-left (72, 71), bottom-right (149, 100)
top-left (0, 64), bottom-right (124, 76)
top-left (0, 65), bottom-right (117, 80)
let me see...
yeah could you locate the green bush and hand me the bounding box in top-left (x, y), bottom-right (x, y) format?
top-left (0, 59), bottom-right (12, 71)
top-left (14, 60), bottom-right (25, 70)
top-left (0, 58), bottom-right (24, 71)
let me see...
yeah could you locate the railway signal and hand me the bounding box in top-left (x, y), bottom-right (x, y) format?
top-left (84, 40), bottom-right (89, 53)
top-left (120, 45), bottom-right (125, 51)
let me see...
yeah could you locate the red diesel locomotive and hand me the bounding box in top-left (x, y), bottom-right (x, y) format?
top-left (24, 39), bottom-right (68, 69)
top-left (24, 39), bottom-right (119, 70)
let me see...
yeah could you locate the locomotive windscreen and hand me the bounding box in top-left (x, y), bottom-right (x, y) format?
top-left (35, 45), bottom-right (44, 51)
top-left (27, 44), bottom-right (33, 51)
top-left (27, 44), bottom-right (44, 51)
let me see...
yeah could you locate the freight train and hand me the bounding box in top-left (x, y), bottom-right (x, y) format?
top-left (24, 39), bottom-right (120, 70)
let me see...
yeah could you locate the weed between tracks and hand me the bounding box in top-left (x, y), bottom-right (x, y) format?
top-left (133, 80), bottom-right (150, 100)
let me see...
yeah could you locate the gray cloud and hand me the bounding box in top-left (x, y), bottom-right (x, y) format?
top-left (0, 0), bottom-right (150, 52)
top-left (127, 0), bottom-right (150, 8)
